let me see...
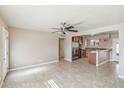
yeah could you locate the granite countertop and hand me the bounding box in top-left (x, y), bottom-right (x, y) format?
top-left (84, 47), bottom-right (112, 50)
top-left (87, 47), bottom-right (112, 53)
top-left (88, 49), bottom-right (111, 54)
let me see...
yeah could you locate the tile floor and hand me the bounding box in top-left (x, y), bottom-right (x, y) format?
top-left (2, 58), bottom-right (124, 88)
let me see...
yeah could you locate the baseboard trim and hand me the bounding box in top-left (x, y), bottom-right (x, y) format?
top-left (9, 60), bottom-right (59, 72)
top-left (64, 58), bottom-right (72, 62)
top-left (0, 68), bottom-right (9, 88)
top-left (110, 59), bottom-right (119, 62)
top-left (118, 75), bottom-right (124, 79)
top-left (96, 60), bottom-right (109, 66)
top-left (0, 79), bottom-right (3, 88)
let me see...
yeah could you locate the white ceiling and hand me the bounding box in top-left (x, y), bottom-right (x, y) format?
top-left (0, 5), bottom-right (124, 32)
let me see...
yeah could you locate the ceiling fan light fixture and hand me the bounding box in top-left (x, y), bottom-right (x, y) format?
top-left (52, 21), bottom-right (81, 35)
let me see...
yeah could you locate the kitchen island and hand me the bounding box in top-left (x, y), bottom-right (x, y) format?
top-left (88, 49), bottom-right (111, 66)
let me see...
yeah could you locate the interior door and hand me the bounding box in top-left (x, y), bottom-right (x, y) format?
top-left (59, 39), bottom-right (64, 59)
top-left (1, 28), bottom-right (9, 80)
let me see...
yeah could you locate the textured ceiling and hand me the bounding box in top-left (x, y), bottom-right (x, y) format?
top-left (0, 5), bottom-right (124, 32)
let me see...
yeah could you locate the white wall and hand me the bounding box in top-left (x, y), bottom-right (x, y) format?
top-left (118, 23), bottom-right (124, 77)
top-left (9, 27), bottom-right (59, 69)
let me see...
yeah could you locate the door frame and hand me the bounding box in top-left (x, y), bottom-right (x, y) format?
top-left (59, 38), bottom-right (65, 60)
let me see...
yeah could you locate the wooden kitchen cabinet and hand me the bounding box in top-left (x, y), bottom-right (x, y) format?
top-left (88, 52), bottom-right (96, 65)
top-left (72, 36), bottom-right (83, 60)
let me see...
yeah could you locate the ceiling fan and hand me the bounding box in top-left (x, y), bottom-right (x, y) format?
top-left (52, 21), bottom-right (82, 35)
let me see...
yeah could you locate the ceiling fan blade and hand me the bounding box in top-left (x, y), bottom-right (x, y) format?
top-left (65, 26), bottom-right (74, 29)
top-left (62, 31), bottom-right (66, 34)
top-left (68, 29), bottom-right (78, 32)
top-left (60, 22), bottom-right (67, 28)
top-left (61, 22), bottom-right (74, 29)
top-left (52, 28), bottom-right (61, 30)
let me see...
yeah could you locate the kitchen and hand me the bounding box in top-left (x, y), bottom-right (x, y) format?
top-left (72, 31), bottom-right (119, 66)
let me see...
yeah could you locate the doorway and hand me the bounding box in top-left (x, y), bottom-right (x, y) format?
top-left (59, 38), bottom-right (65, 60)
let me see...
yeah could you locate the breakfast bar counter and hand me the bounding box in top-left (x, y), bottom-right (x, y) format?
top-left (88, 49), bottom-right (111, 66)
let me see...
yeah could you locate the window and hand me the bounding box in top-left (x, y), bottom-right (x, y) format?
top-left (90, 39), bottom-right (99, 47)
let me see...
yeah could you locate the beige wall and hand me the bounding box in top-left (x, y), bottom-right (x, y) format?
top-left (9, 27), bottom-right (59, 69)
top-left (0, 18), bottom-right (7, 28)
top-left (0, 27), bottom-right (2, 83)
